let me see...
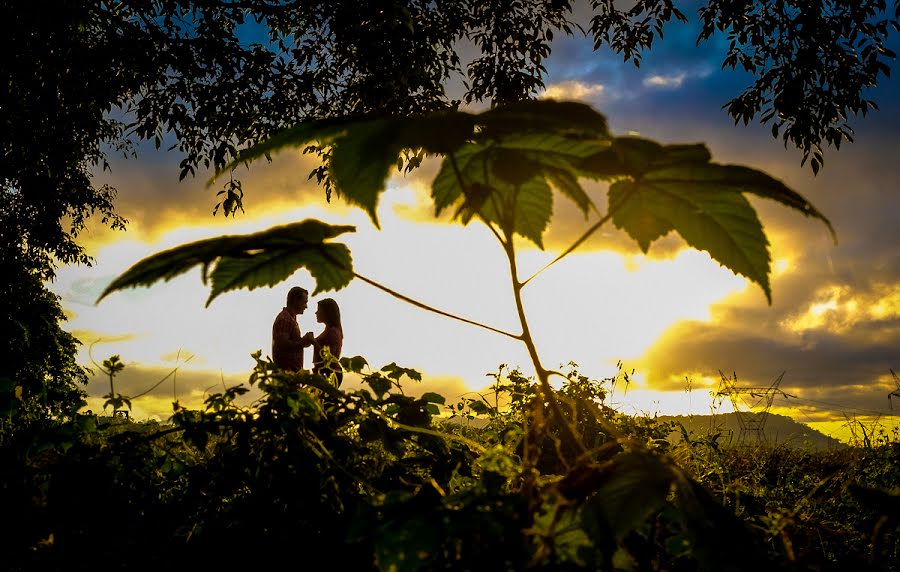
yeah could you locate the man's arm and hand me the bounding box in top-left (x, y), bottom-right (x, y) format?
top-left (274, 329), bottom-right (304, 350)
top-left (273, 315), bottom-right (311, 350)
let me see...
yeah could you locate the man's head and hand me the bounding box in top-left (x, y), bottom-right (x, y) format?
top-left (286, 286), bottom-right (309, 315)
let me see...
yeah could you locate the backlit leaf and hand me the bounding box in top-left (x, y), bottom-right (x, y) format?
top-left (331, 119), bottom-right (406, 227)
top-left (496, 132), bottom-right (610, 159)
top-left (646, 163), bottom-right (836, 242)
top-left (583, 451), bottom-right (676, 539)
top-left (421, 392), bottom-right (446, 405)
top-left (609, 180), bottom-right (674, 251)
top-left (97, 220), bottom-right (355, 305)
top-left (612, 179), bottom-right (772, 302)
top-left (432, 144), bottom-right (485, 216)
top-left (480, 99), bottom-right (610, 138)
top-left (208, 243), bottom-right (352, 305)
top-left (544, 166), bottom-right (593, 217)
top-left (475, 176), bottom-right (554, 248)
top-left (210, 118), bottom-right (351, 184)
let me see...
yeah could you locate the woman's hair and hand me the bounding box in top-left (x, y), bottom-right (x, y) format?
top-left (317, 298), bottom-right (342, 329)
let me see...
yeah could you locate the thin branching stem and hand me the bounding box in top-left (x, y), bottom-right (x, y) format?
top-left (502, 225), bottom-right (587, 457)
top-left (352, 272), bottom-right (521, 340)
top-left (520, 184), bottom-right (636, 287)
top-left (369, 409), bottom-right (486, 453)
top-left (321, 242), bottom-right (520, 339)
top-left (449, 149), bottom-right (505, 245)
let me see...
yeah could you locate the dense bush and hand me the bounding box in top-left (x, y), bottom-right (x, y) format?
top-left (3, 356), bottom-right (898, 572)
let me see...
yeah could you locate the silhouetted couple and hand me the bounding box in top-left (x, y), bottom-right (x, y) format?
top-left (271, 286), bottom-right (343, 386)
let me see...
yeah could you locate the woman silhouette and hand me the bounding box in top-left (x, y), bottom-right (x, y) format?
top-left (312, 298), bottom-right (343, 386)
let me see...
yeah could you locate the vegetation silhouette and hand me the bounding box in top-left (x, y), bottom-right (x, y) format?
top-left (53, 101), bottom-right (890, 571)
top-left (4, 2), bottom-right (900, 570)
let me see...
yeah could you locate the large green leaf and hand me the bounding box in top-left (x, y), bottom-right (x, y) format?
top-left (208, 243), bottom-right (353, 305)
top-left (645, 163), bottom-right (836, 241)
top-left (438, 144), bottom-right (555, 247)
top-left (212, 101), bottom-right (610, 232)
top-left (480, 176), bottom-right (554, 248)
top-left (612, 179), bottom-right (772, 302)
top-left (209, 118), bottom-right (353, 184)
top-left (608, 181), bottom-right (673, 251)
top-left (495, 132), bottom-right (610, 159)
top-left (544, 166), bottom-right (592, 216)
top-left (432, 130), bottom-right (605, 245)
top-left (97, 220), bottom-right (355, 306)
top-left (395, 111), bottom-right (478, 154)
top-left (581, 452), bottom-right (676, 540)
top-left (432, 143), bottom-right (485, 216)
top-left (598, 139), bottom-right (832, 304)
top-left (330, 119), bottom-right (406, 227)
top-left (579, 137), bottom-right (709, 180)
top-left (479, 99), bottom-right (610, 138)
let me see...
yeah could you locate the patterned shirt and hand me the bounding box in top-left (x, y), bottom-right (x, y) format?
top-left (272, 307), bottom-right (303, 371)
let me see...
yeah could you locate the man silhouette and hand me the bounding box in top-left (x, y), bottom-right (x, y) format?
top-left (272, 286), bottom-right (314, 371)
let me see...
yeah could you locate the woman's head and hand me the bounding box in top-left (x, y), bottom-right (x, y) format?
top-left (315, 298), bottom-right (341, 328)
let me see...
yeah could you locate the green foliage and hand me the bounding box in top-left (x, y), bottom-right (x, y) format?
top-left (6, 0), bottom-right (894, 444)
top-left (97, 220), bottom-right (355, 305)
top-left (108, 101), bottom-right (833, 306)
top-left (5, 355), bottom-right (898, 571)
top-left (0, 259), bottom-right (88, 437)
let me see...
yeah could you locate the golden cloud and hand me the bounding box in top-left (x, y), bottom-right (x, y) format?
top-left (540, 80), bottom-right (606, 102)
top-left (782, 282), bottom-right (900, 335)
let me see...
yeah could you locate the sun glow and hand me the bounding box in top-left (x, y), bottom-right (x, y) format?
top-left (52, 177), bottom-right (754, 420)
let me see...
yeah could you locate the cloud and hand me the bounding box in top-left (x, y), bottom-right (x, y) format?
top-left (781, 283), bottom-right (900, 337)
top-left (643, 73), bottom-right (687, 88)
top-left (79, 358), bottom-right (474, 422)
top-left (81, 363), bottom-right (258, 421)
top-left (84, 146), bottom-right (346, 250)
top-left (541, 80), bottom-right (606, 102)
top-left (634, 315), bottom-right (899, 419)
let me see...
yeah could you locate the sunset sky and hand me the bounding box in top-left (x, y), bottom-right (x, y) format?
top-left (48, 12), bottom-right (900, 443)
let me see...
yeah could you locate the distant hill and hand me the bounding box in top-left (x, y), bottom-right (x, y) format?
top-left (442, 411), bottom-right (847, 450)
top-left (658, 412), bottom-right (847, 450)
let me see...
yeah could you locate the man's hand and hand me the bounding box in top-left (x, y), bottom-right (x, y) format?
top-left (302, 332), bottom-right (315, 346)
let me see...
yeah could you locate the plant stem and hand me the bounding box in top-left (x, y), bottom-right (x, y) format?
top-left (502, 230), bottom-right (586, 458)
top-left (520, 184), bottom-right (636, 287)
top-left (352, 272), bottom-right (521, 340)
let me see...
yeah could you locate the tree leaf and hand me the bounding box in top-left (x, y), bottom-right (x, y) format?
top-left (475, 176), bottom-right (553, 248)
top-left (582, 451), bottom-right (676, 539)
top-left (339, 355), bottom-right (369, 374)
top-left (330, 119), bottom-right (407, 227)
top-left (495, 132), bottom-right (610, 159)
top-left (615, 179), bottom-right (772, 302)
top-left (208, 243), bottom-right (352, 305)
top-left (545, 166), bottom-right (594, 217)
top-left (209, 118), bottom-right (352, 185)
top-left (432, 143), bottom-right (486, 216)
top-left (646, 163), bottom-right (836, 242)
top-left (652, 143), bottom-right (712, 168)
top-left (395, 111), bottom-right (478, 154)
top-left (608, 137), bottom-right (664, 174)
top-left (97, 220), bottom-right (355, 305)
top-left (436, 137), bottom-right (584, 245)
top-left (579, 138), bottom-right (705, 180)
top-left (609, 180), bottom-right (674, 251)
top-left (420, 392), bottom-right (446, 405)
top-left (479, 99), bottom-right (610, 138)
top-left (492, 148), bottom-right (543, 186)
